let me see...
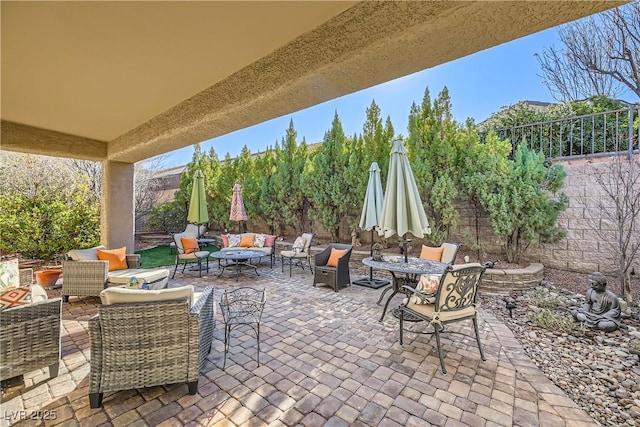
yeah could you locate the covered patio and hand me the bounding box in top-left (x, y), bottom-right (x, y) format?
top-left (1, 2), bottom-right (629, 425)
top-left (3, 266), bottom-right (596, 426)
top-left (0, 1), bottom-right (626, 250)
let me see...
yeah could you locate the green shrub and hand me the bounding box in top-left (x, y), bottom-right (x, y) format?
top-left (529, 309), bottom-right (585, 335)
top-left (529, 288), bottom-right (563, 309)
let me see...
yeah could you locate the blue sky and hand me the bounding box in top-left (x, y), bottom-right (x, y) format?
top-left (161, 27), bottom-right (563, 168)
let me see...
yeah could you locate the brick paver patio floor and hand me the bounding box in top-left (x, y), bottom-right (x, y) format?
top-left (2, 261), bottom-right (597, 426)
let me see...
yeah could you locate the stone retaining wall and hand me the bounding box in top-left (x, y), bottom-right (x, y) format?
top-left (480, 263), bottom-right (544, 295)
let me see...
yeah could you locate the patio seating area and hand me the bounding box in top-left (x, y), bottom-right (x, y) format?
top-left (1, 264), bottom-right (597, 426)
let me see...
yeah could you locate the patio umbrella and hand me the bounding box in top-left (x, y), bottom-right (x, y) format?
top-left (378, 139), bottom-right (431, 262)
top-left (187, 169), bottom-right (209, 235)
top-left (353, 162), bottom-right (390, 288)
top-left (229, 182), bottom-right (247, 232)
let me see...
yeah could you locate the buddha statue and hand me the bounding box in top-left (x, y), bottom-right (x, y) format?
top-left (571, 272), bottom-right (622, 332)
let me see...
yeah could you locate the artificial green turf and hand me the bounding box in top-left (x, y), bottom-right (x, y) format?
top-left (135, 244), bottom-right (219, 268)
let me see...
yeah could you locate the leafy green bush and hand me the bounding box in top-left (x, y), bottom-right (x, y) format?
top-left (0, 185), bottom-right (99, 261)
top-left (529, 288), bottom-right (563, 309)
top-left (465, 140), bottom-right (569, 262)
top-left (145, 201), bottom-right (187, 234)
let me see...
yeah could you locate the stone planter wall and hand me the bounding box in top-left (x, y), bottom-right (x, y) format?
top-left (479, 263), bottom-right (544, 295)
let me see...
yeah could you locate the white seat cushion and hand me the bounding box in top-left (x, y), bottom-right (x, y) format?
top-left (178, 250), bottom-right (210, 260)
top-left (281, 250), bottom-right (308, 258)
top-left (406, 302), bottom-right (476, 322)
top-left (107, 268), bottom-right (170, 285)
top-left (100, 285), bottom-right (194, 307)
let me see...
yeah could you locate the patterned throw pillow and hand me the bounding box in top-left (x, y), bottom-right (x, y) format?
top-left (0, 259), bottom-right (19, 289)
top-left (254, 234), bottom-right (266, 248)
top-left (228, 234), bottom-right (241, 248)
top-left (0, 287), bottom-right (31, 310)
top-left (411, 274), bottom-right (441, 304)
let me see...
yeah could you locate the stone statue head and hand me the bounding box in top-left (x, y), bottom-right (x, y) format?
top-left (588, 272), bottom-right (607, 292)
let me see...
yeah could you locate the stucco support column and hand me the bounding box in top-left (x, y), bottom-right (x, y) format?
top-left (101, 161), bottom-right (135, 252)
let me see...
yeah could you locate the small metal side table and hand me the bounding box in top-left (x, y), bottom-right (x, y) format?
top-left (362, 256), bottom-right (447, 321)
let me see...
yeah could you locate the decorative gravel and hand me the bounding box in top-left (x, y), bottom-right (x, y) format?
top-left (481, 281), bottom-right (640, 427)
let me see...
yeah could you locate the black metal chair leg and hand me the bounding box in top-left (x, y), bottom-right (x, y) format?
top-left (434, 323), bottom-right (447, 374)
top-left (399, 310), bottom-right (404, 344)
top-left (172, 260), bottom-right (179, 279)
top-left (473, 317), bottom-right (486, 361)
top-left (256, 324), bottom-right (261, 366)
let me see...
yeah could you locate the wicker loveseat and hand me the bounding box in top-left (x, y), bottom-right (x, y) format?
top-left (1, 268), bottom-right (62, 382)
top-left (221, 233), bottom-right (276, 267)
top-left (89, 285), bottom-right (216, 408)
top-left (62, 246), bottom-right (170, 302)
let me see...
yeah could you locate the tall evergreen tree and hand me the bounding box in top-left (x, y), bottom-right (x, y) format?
top-left (406, 87), bottom-right (464, 244)
top-left (303, 112), bottom-right (350, 241)
top-left (271, 120), bottom-right (310, 233)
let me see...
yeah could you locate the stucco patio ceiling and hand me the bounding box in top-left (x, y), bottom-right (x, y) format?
top-left (1, 1), bottom-right (628, 164)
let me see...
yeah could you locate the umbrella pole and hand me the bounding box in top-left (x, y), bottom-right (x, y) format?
top-left (352, 227), bottom-right (389, 289)
top-left (403, 234), bottom-right (408, 263)
top-left (369, 229), bottom-right (375, 280)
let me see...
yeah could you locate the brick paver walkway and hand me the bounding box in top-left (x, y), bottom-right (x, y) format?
top-left (1, 262), bottom-right (597, 426)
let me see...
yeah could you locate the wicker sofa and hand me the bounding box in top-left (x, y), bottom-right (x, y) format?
top-left (89, 285), bottom-right (216, 408)
top-left (62, 246), bottom-right (170, 302)
top-left (221, 233), bottom-right (276, 267)
top-left (0, 268), bottom-right (62, 382)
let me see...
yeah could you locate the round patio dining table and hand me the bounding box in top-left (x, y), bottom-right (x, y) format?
top-left (362, 256), bottom-right (447, 321)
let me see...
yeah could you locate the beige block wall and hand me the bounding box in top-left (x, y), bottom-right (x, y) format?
top-left (449, 155), bottom-right (640, 275)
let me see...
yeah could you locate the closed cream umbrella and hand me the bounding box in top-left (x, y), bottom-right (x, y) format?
top-left (353, 162), bottom-right (390, 288)
top-left (378, 139), bottom-right (431, 262)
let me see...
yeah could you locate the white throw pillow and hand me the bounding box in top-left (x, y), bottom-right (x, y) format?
top-left (228, 234), bottom-right (241, 248)
top-left (68, 245), bottom-right (106, 261)
top-left (292, 237), bottom-right (305, 250)
top-left (0, 259), bottom-right (19, 289)
top-left (30, 284), bottom-right (49, 303)
top-left (254, 234), bottom-right (266, 248)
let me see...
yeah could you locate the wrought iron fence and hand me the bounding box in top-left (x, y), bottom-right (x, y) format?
top-left (485, 105), bottom-right (639, 160)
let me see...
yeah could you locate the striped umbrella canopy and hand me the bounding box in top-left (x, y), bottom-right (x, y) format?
top-left (359, 162), bottom-right (384, 232)
top-left (187, 169), bottom-right (209, 226)
top-left (378, 139), bottom-right (431, 241)
top-left (229, 183), bottom-right (247, 223)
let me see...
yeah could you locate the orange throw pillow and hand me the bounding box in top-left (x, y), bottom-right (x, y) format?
top-left (181, 237), bottom-right (200, 254)
top-left (96, 247), bottom-right (128, 271)
top-left (326, 248), bottom-right (348, 267)
top-left (239, 233), bottom-right (255, 248)
top-left (420, 245), bottom-right (444, 262)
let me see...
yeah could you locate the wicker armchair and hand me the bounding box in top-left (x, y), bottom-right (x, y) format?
top-left (62, 254), bottom-right (140, 301)
top-left (1, 268), bottom-right (62, 381)
top-left (88, 285), bottom-right (216, 408)
top-left (313, 243), bottom-right (353, 292)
